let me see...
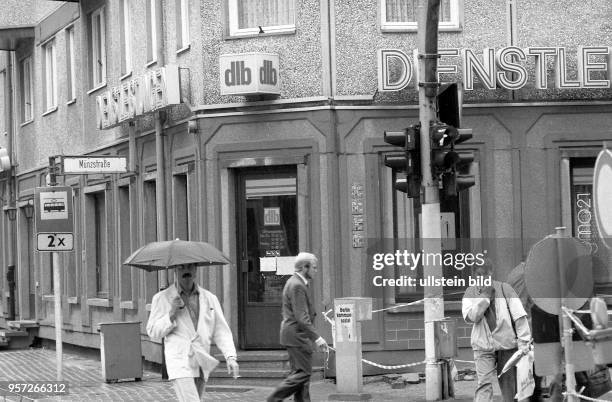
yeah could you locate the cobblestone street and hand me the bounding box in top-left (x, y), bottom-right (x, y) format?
top-left (0, 348), bottom-right (486, 401)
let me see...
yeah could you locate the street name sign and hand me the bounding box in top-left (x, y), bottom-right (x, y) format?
top-left (34, 186), bottom-right (74, 252)
top-left (62, 155), bottom-right (127, 174)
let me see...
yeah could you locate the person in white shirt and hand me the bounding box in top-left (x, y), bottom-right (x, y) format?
top-left (462, 259), bottom-right (532, 402)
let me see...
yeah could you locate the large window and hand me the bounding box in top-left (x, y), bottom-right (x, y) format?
top-left (120, 0), bottom-right (132, 75)
top-left (228, 0), bottom-right (296, 37)
top-left (143, 180), bottom-right (158, 302)
top-left (0, 69), bottom-right (5, 134)
top-left (118, 185), bottom-right (132, 301)
top-left (146, 0), bottom-right (159, 63)
top-left (19, 56), bottom-right (33, 123)
top-left (89, 7), bottom-right (106, 88)
top-left (86, 190), bottom-right (108, 298)
top-left (381, 0), bottom-right (461, 32)
top-left (175, 0), bottom-right (190, 51)
top-left (568, 157), bottom-right (610, 284)
top-left (65, 27), bottom-right (76, 102)
top-left (43, 39), bottom-right (57, 112)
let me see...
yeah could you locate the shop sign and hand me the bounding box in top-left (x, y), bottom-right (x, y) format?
top-left (378, 46), bottom-right (612, 91)
top-left (95, 65), bottom-right (181, 129)
top-left (219, 53), bottom-right (280, 96)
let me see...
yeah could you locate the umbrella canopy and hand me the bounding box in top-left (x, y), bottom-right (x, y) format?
top-left (123, 239), bottom-right (232, 271)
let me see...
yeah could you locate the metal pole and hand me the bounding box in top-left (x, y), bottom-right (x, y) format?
top-left (418, 1), bottom-right (445, 400)
top-left (155, 114), bottom-right (168, 288)
top-left (555, 226), bottom-right (576, 401)
top-left (48, 157), bottom-right (63, 381)
top-left (53, 251), bottom-right (62, 381)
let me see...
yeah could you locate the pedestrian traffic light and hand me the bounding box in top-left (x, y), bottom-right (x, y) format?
top-left (430, 123), bottom-right (459, 174)
top-left (383, 124), bottom-right (421, 198)
top-left (432, 82), bottom-right (476, 196)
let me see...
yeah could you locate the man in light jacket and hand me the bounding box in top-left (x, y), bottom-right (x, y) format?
top-left (462, 259), bottom-right (532, 402)
top-left (147, 264), bottom-right (239, 401)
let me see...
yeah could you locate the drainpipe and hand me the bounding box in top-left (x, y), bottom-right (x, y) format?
top-left (155, 0), bottom-right (168, 289)
top-left (5, 50), bottom-right (16, 320)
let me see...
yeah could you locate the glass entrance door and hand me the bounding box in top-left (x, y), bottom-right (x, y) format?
top-left (237, 167), bottom-right (298, 349)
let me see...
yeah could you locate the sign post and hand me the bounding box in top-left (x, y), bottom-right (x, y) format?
top-left (35, 157), bottom-right (74, 381)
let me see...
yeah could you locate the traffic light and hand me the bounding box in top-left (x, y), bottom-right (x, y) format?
top-left (383, 124), bottom-right (421, 198)
top-left (431, 82), bottom-right (476, 196)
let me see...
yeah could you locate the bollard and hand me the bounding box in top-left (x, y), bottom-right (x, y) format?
top-left (329, 297), bottom-right (373, 401)
top-left (424, 318), bottom-right (457, 399)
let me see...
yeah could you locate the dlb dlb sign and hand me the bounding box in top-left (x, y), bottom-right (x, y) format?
top-left (219, 53), bottom-right (280, 96)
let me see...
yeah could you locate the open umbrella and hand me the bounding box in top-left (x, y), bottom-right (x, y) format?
top-left (123, 239), bottom-right (232, 271)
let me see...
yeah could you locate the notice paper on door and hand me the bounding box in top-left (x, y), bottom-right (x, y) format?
top-left (259, 257), bottom-right (277, 272)
top-left (276, 256), bottom-right (296, 276)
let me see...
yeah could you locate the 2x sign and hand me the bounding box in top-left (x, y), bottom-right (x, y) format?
top-left (37, 233), bottom-right (74, 251)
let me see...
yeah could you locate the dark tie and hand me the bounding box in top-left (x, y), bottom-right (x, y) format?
top-left (484, 288), bottom-right (496, 331)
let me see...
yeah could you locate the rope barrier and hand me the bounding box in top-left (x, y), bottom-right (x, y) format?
top-left (564, 391), bottom-right (612, 401)
top-left (453, 359), bottom-right (475, 364)
top-left (325, 346), bottom-right (426, 370)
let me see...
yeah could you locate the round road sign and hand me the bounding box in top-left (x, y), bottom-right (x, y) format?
top-left (524, 236), bottom-right (593, 315)
top-left (593, 148), bottom-right (612, 249)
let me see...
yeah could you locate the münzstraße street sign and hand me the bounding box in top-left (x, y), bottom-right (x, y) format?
top-left (62, 155), bottom-right (127, 174)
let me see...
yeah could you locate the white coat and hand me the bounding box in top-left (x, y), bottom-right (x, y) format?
top-left (146, 284), bottom-right (237, 380)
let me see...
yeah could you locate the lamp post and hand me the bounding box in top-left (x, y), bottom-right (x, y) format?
top-left (24, 199), bottom-right (34, 220)
top-left (3, 205), bottom-right (16, 221)
top-left (23, 199), bottom-right (34, 320)
top-left (4, 205), bottom-right (16, 320)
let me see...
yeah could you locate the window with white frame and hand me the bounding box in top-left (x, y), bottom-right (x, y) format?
top-left (146, 0), bottom-right (158, 63)
top-left (176, 0), bottom-right (190, 50)
top-left (66, 27), bottom-right (76, 101)
top-left (228, 0), bottom-right (296, 37)
top-left (43, 39), bottom-right (58, 112)
top-left (0, 70), bottom-right (5, 134)
top-left (19, 56), bottom-right (33, 123)
top-left (89, 7), bottom-right (106, 88)
top-left (120, 0), bottom-right (132, 75)
top-left (381, 0), bottom-right (461, 32)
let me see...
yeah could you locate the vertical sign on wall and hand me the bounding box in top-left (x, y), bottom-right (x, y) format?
top-left (351, 183), bottom-right (365, 248)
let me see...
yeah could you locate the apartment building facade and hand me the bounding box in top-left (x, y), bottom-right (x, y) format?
top-left (0, 0), bottom-right (611, 370)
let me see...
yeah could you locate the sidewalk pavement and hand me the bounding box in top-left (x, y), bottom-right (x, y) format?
top-left (0, 348), bottom-right (493, 401)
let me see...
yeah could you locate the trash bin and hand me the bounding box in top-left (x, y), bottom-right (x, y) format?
top-left (97, 321), bottom-right (143, 383)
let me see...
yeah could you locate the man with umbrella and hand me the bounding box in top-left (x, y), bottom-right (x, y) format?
top-left (128, 240), bottom-right (239, 401)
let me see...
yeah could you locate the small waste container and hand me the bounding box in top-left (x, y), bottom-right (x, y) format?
top-left (98, 321), bottom-right (143, 383)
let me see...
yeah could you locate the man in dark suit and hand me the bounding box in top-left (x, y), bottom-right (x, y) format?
top-left (267, 252), bottom-right (328, 402)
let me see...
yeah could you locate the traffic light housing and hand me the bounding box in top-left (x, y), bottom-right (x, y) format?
top-left (431, 83), bottom-right (476, 196)
top-left (383, 124), bottom-right (421, 198)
